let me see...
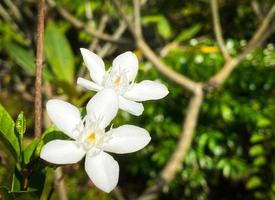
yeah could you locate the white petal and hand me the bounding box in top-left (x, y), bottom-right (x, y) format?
top-left (118, 96), bottom-right (144, 116)
top-left (80, 48), bottom-right (105, 84)
top-left (77, 77), bottom-right (103, 91)
top-left (112, 51), bottom-right (138, 82)
top-left (46, 99), bottom-right (81, 139)
top-left (85, 151), bottom-right (119, 193)
top-left (124, 80), bottom-right (169, 102)
top-left (40, 140), bottom-right (85, 164)
top-left (86, 89), bottom-right (118, 129)
top-left (103, 125), bottom-right (151, 154)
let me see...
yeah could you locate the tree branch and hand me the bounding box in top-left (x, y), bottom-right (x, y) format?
top-left (89, 14), bottom-right (109, 51)
top-left (34, 0), bottom-right (45, 138)
top-left (47, 0), bottom-right (128, 44)
top-left (133, 0), bottom-right (142, 38)
top-left (137, 85), bottom-right (204, 200)
top-left (208, 3), bottom-right (275, 89)
top-left (210, 0), bottom-right (230, 60)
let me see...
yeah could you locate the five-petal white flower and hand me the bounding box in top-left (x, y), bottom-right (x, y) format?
top-left (40, 89), bottom-right (151, 193)
top-left (77, 48), bottom-right (169, 116)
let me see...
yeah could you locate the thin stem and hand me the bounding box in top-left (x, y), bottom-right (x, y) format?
top-left (133, 0), bottom-right (142, 38)
top-left (47, 0), bottom-right (128, 44)
top-left (210, 0), bottom-right (230, 60)
top-left (34, 0), bottom-right (45, 138)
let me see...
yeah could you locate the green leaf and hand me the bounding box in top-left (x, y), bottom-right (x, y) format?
top-left (246, 176), bottom-right (262, 190)
top-left (175, 24), bottom-right (201, 42)
top-left (249, 145), bottom-right (264, 157)
top-left (11, 168), bottom-right (21, 192)
top-left (15, 112), bottom-right (26, 141)
top-left (45, 21), bottom-right (75, 84)
top-left (0, 104), bottom-right (20, 160)
top-left (23, 139), bottom-right (39, 165)
top-left (5, 42), bottom-right (35, 75)
top-left (142, 15), bottom-right (172, 39)
top-left (4, 42), bottom-right (53, 80)
top-left (221, 104), bottom-right (233, 122)
top-left (157, 16), bottom-right (172, 39)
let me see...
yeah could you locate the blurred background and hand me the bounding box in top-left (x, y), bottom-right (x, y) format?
top-left (0, 0), bottom-right (274, 199)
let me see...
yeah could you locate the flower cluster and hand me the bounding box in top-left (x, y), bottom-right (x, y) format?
top-left (40, 49), bottom-right (168, 193)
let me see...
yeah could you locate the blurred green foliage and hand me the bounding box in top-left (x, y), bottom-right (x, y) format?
top-left (0, 0), bottom-right (274, 199)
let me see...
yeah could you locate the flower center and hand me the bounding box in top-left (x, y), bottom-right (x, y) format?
top-left (76, 118), bottom-right (112, 152)
top-left (86, 132), bottom-right (97, 143)
top-left (102, 68), bottom-right (129, 94)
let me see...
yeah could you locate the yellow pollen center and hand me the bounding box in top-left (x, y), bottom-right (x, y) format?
top-left (114, 76), bottom-right (121, 86)
top-left (87, 132), bottom-right (96, 143)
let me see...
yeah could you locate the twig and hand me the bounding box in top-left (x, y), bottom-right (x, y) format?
top-left (210, 0), bottom-right (230, 60)
top-left (251, 0), bottom-right (263, 20)
top-left (111, 0), bottom-right (136, 36)
top-left (97, 21), bottom-right (127, 58)
top-left (208, 3), bottom-right (275, 88)
top-left (34, 0), bottom-right (45, 138)
top-left (138, 85), bottom-right (204, 200)
top-left (111, 0), bottom-right (198, 92)
top-left (133, 0), bottom-right (142, 38)
top-left (137, 39), bottom-right (199, 92)
top-left (47, 0), bottom-right (128, 44)
top-left (3, 0), bottom-right (22, 22)
top-left (89, 15), bottom-right (109, 51)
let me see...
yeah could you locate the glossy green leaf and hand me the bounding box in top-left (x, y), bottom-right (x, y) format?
top-left (45, 21), bottom-right (75, 84)
top-left (0, 104), bottom-right (20, 160)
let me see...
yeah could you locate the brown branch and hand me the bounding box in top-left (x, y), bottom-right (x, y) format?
top-left (137, 85), bottom-right (204, 200)
top-left (47, 0), bottom-right (128, 44)
top-left (137, 39), bottom-right (199, 92)
top-left (89, 14), bottom-right (109, 51)
top-left (210, 0), bottom-right (230, 60)
top-left (133, 0), bottom-right (142, 38)
top-left (208, 3), bottom-right (275, 89)
top-left (111, 0), bottom-right (136, 36)
top-left (34, 0), bottom-right (45, 138)
top-left (97, 21), bottom-right (127, 58)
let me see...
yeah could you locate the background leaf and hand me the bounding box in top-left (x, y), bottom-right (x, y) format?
top-left (45, 21), bottom-right (75, 84)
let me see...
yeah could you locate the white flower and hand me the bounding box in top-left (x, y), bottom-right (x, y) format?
top-left (40, 89), bottom-right (151, 193)
top-left (77, 48), bottom-right (169, 116)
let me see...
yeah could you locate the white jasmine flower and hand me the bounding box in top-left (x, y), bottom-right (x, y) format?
top-left (77, 49), bottom-right (169, 116)
top-left (40, 89), bottom-right (151, 193)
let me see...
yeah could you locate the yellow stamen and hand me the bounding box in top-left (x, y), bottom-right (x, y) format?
top-left (114, 76), bottom-right (121, 86)
top-left (87, 132), bottom-right (96, 143)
